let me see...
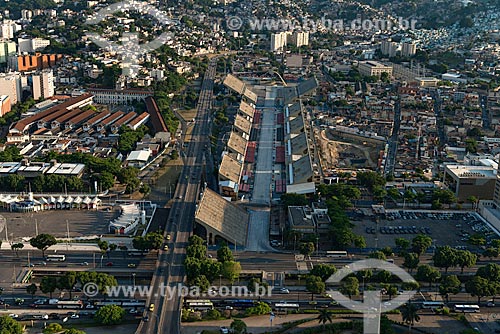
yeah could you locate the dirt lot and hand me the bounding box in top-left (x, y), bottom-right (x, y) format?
top-left (317, 129), bottom-right (382, 170)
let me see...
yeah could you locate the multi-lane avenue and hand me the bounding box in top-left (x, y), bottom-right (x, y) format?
top-left (136, 58), bottom-right (217, 334)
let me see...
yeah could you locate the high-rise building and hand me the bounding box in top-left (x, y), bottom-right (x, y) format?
top-left (18, 37), bottom-right (51, 53)
top-left (0, 72), bottom-right (22, 106)
top-left (0, 40), bottom-right (16, 63)
top-left (380, 40), bottom-right (398, 57)
top-left (31, 69), bottom-right (54, 100)
top-left (401, 42), bottom-right (417, 57)
top-left (270, 32), bottom-right (289, 52)
top-left (0, 95), bottom-right (10, 116)
top-left (288, 31), bottom-right (309, 47)
top-left (0, 20), bottom-right (21, 39)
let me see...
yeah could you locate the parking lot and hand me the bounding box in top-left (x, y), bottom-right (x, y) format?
top-left (0, 208), bottom-right (118, 241)
top-left (355, 210), bottom-right (499, 251)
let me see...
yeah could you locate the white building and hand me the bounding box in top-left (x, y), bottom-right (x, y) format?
top-left (31, 69), bottom-right (54, 100)
top-left (270, 32), bottom-right (289, 52)
top-left (381, 40), bottom-right (398, 57)
top-left (288, 31), bottom-right (309, 47)
top-left (0, 72), bottom-right (22, 106)
top-left (0, 41), bottom-right (15, 63)
top-left (0, 20), bottom-right (21, 39)
top-left (18, 37), bottom-right (51, 53)
top-left (401, 42), bottom-right (417, 57)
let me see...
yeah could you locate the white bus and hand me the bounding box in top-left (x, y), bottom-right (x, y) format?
top-left (274, 303), bottom-right (300, 310)
top-left (326, 251), bottom-right (348, 258)
top-left (454, 304), bottom-right (480, 313)
top-left (422, 301), bottom-right (444, 309)
top-left (56, 300), bottom-right (83, 309)
top-left (184, 299), bottom-right (214, 311)
top-left (46, 254), bottom-right (66, 262)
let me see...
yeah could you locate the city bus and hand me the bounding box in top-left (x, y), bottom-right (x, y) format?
top-left (46, 254), bottom-right (66, 262)
top-left (184, 299), bottom-right (214, 311)
top-left (422, 301), bottom-right (444, 309)
top-left (274, 302), bottom-right (300, 310)
top-left (454, 304), bottom-right (480, 313)
top-left (326, 251), bottom-right (348, 258)
top-left (127, 250), bottom-right (145, 256)
top-left (56, 300), bottom-right (83, 309)
top-left (225, 299), bottom-right (255, 309)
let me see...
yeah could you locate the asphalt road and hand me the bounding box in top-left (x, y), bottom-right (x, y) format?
top-left (136, 58), bottom-right (217, 334)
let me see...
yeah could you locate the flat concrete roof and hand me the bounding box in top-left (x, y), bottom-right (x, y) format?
top-left (445, 165), bottom-right (497, 179)
top-left (288, 103), bottom-right (301, 118)
top-left (289, 115), bottom-right (304, 134)
top-left (223, 74), bottom-right (245, 94)
top-left (195, 188), bottom-right (249, 246)
top-left (239, 101), bottom-right (255, 118)
top-left (243, 87), bottom-right (258, 103)
top-left (234, 114), bottom-right (252, 135)
top-left (290, 132), bottom-right (309, 156)
top-left (219, 154), bottom-right (242, 184)
top-left (291, 154), bottom-right (313, 184)
top-left (227, 131), bottom-right (247, 157)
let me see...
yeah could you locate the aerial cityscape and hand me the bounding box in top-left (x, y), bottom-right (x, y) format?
top-left (0, 0), bottom-right (499, 333)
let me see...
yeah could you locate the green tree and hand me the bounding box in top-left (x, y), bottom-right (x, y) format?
top-left (456, 250), bottom-right (477, 274)
top-left (245, 302), bottom-right (271, 316)
top-left (403, 253), bottom-right (420, 273)
top-left (411, 234), bottom-right (433, 256)
top-left (40, 276), bottom-right (58, 298)
top-left (415, 264), bottom-right (441, 287)
top-left (64, 329), bottom-right (86, 334)
top-left (465, 276), bottom-right (495, 304)
top-left (43, 323), bottom-right (63, 334)
top-left (299, 242), bottom-right (315, 257)
top-left (11, 243), bottom-right (24, 257)
top-left (476, 263), bottom-right (500, 281)
top-left (369, 251), bottom-right (386, 260)
top-left (222, 261), bottom-right (241, 283)
top-left (376, 270), bottom-right (393, 283)
top-left (0, 315), bottom-right (24, 334)
top-left (439, 275), bottom-right (461, 303)
top-left (230, 319), bottom-right (247, 334)
top-left (483, 247), bottom-right (499, 260)
top-left (217, 245), bottom-right (234, 263)
top-left (356, 171), bottom-right (386, 191)
top-left (192, 275), bottom-right (210, 293)
top-left (306, 275), bottom-right (326, 301)
top-left (95, 304), bottom-right (125, 325)
top-left (26, 283), bottom-right (37, 299)
top-left (30, 233), bottom-right (57, 257)
top-left (317, 309), bottom-right (333, 330)
top-left (433, 246), bottom-right (458, 273)
top-left (401, 302), bottom-right (420, 333)
top-left (247, 277), bottom-right (269, 292)
top-left (339, 277), bottom-right (359, 298)
top-left (395, 237), bottom-right (410, 251)
top-left (280, 193), bottom-right (308, 207)
top-left (310, 264), bottom-right (337, 281)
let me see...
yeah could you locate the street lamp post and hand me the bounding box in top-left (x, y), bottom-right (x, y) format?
top-left (132, 273), bottom-right (136, 288)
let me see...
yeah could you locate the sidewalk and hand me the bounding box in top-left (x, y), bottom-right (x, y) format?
top-left (181, 314), bottom-right (315, 334)
top-left (0, 242), bottom-right (100, 252)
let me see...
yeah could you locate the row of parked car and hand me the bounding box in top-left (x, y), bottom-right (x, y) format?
top-left (379, 226), bottom-right (431, 235)
top-left (386, 211), bottom-right (475, 221)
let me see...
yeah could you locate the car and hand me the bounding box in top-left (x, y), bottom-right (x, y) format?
top-left (143, 316), bottom-right (149, 322)
top-left (166, 234), bottom-right (171, 240)
top-left (225, 305), bottom-right (234, 310)
top-left (129, 308), bottom-right (139, 314)
top-left (25, 264), bottom-right (35, 267)
top-left (127, 263), bottom-right (136, 268)
top-left (81, 262), bottom-right (89, 266)
top-left (149, 303), bottom-right (155, 312)
top-left (70, 313), bottom-right (79, 319)
top-left (163, 245), bottom-right (169, 251)
top-left (220, 326), bottom-right (229, 334)
top-left (105, 262), bottom-right (113, 267)
top-left (278, 288), bottom-right (290, 294)
top-left (8, 314), bottom-right (18, 319)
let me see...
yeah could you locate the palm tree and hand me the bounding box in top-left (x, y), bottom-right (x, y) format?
top-left (317, 309), bottom-right (333, 330)
top-left (401, 302), bottom-right (420, 333)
